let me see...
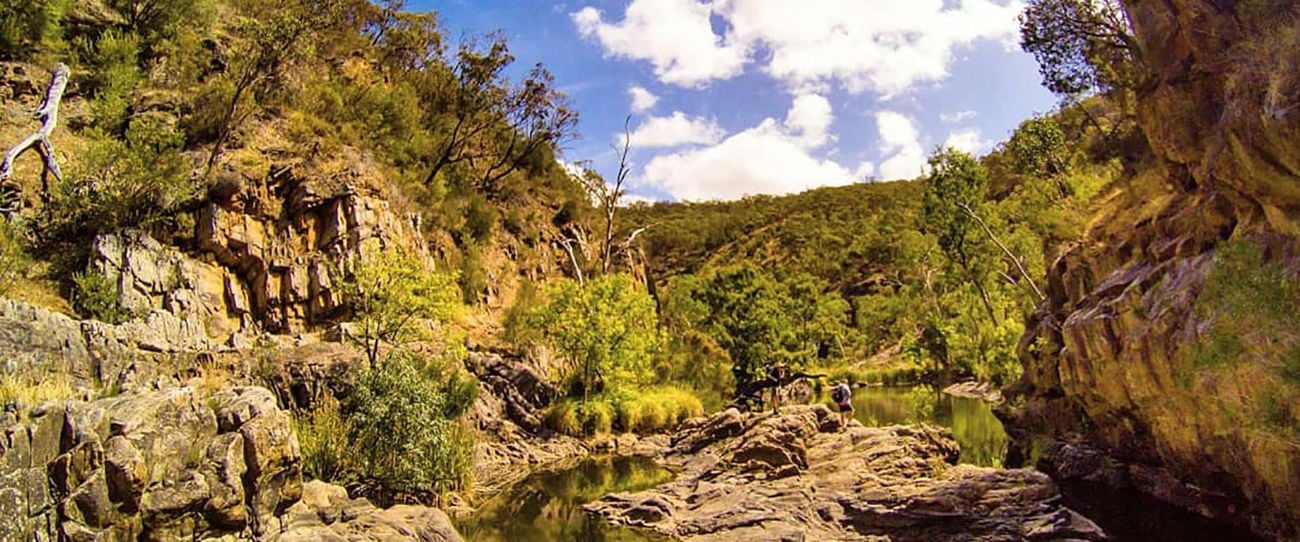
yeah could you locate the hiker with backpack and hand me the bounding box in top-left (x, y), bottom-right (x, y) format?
top-left (831, 381), bottom-right (854, 426)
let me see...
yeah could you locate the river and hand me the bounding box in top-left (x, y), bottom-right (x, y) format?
top-left (458, 385), bottom-right (1006, 541)
top-left (459, 385), bottom-right (1260, 542)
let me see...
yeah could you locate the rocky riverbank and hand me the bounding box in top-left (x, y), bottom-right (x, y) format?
top-left (587, 404), bottom-right (1104, 541)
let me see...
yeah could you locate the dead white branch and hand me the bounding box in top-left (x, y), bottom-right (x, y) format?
top-left (1, 63), bottom-right (70, 202)
top-left (958, 202), bottom-right (1046, 302)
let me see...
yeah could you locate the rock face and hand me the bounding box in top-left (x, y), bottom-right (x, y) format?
top-left (0, 386), bottom-right (299, 540)
top-left (0, 297), bottom-right (225, 391)
top-left (464, 350), bottom-right (559, 433)
top-left (83, 152), bottom-right (427, 343)
top-left (463, 349), bottom-right (593, 494)
top-left (0, 385), bottom-right (463, 541)
top-left (196, 153), bottom-right (425, 336)
top-left (587, 405), bottom-right (1105, 541)
top-left (1003, 1), bottom-right (1300, 539)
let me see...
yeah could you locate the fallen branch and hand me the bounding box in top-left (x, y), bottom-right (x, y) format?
top-left (0, 63), bottom-right (70, 206)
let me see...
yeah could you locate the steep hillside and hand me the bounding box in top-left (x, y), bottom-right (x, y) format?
top-left (1002, 1), bottom-right (1300, 539)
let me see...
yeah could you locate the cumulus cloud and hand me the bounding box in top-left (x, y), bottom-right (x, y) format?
top-left (573, 1), bottom-right (748, 87)
top-left (944, 128), bottom-right (989, 154)
top-left (575, 0), bottom-right (1023, 96)
top-left (638, 96), bottom-right (870, 200)
top-left (628, 85), bottom-right (659, 113)
top-left (627, 112), bottom-right (726, 148)
top-left (784, 94), bottom-right (834, 148)
top-left (876, 111), bottom-right (929, 180)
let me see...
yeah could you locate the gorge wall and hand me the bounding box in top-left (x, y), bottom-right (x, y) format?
top-left (1003, 0), bottom-right (1300, 539)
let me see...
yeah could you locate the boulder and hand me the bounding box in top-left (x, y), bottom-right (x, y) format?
top-left (277, 481), bottom-right (463, 542)
top-left (587, 405), bottom-right (1106, 541)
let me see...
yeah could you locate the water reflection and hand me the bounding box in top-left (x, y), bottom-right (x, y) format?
top-left (459, 455), bottom-right (671, 542)
top-left (839, 385), bottom-right (1009, 467)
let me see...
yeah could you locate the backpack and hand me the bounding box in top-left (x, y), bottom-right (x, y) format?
top-left (831, 383), bottom-right (850, 403)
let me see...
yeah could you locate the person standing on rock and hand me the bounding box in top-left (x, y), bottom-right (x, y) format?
top-left (831, 381), bottom-right (854, 426)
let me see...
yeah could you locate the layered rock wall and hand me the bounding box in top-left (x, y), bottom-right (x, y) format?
top-left (1004, 1), bottom-right (1300, 539)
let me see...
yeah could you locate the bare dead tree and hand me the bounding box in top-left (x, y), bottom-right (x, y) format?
top-left (957, 202), bottom-right (1046, 302)
top-left (574, 116), bottom-right (640, 276)
top-left (1, 63), bottom-right (70, 208)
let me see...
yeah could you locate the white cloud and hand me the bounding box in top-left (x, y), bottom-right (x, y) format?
top-left (941, 110), bottom-right (978, 123)
top-left (628, 112), bottom-right (726, 148)
top-left (637, 96), bottom-right (870, 200)
top-left (575, 0), bottom-right (1023, 96)
top-left (784, 94), bottom-right (834, 148)
top-left (875, 111), bottom-right (929, 180)
top-left (628, 85), bottom-right (659, 113)
top-left (944, 128), bottom-right (989, 154)
top-left (573, 1), bottom-right (748, 87)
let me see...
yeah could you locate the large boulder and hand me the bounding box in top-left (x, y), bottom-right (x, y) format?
top-left (277, 480), bottom-right (463, 542)
top-left (587, 405), bottom-right (1105, 541)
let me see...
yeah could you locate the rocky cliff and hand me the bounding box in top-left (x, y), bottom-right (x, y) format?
top-left (1003, 1), bottom-right (1300, 539)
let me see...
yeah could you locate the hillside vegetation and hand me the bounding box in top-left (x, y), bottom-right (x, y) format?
top-left (624, 103), bottom-right (1132, 389)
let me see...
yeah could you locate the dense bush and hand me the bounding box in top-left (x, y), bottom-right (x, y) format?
top-left (42, 113), bottom-right (198, 242)
top-left (345, 351), bottom-right (475, 496)
top-left (71, 268), bottom-right (132, 324)
top-left (526, 274), bottom-right (662, 400)
top-left (293, 394), bottom-right (354, 484)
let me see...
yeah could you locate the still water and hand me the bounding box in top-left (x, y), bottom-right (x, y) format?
top-left (839, 385), bottom-right (1009, 467)
top-left (458, 455), bottom-right (670, 542)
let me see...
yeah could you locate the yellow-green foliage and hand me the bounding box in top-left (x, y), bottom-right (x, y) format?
top-left (526, 274), bottom-right (662, 398)
top-left (336, 250), bottom-right (461, 368)
top-left (0, 371), bottom-right (75, 407)
top-left (293, 394), bottom-right (354, 484)
top-left (543, 387), bottom-right (705, 437)
top-left (544, 398), bottom-right (583, 436)
top-left (825, 362), bottom-right (923, 387)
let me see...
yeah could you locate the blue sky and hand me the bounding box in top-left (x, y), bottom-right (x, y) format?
top-left (417, 0), bottom-right (1057, 202)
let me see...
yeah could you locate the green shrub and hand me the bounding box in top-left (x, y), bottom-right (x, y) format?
top-left (72, 269), bottom-right (132, 323)
top-left (458, 244), bottom-right (487, 304)
top-left (44, 114), bottom-right (198, 242)
top-left (464, 195), bottom-right (497, 244)
top-left (0, 0), bottom-right (67, 60)
top-left (582, 400), bottom-right (614, 435)
top-left (544, 399), bottom-right (582, 436)
top-left (347, 351), bottom-right (475, 495)
top-left (543, 387), bottom-right (703, 436)
top-left (423, 353), bottom-right (479, 419)
top-left (87, 30), bottom-right (143, 132)
top-left (293, 394), bottom-right (354, 484)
